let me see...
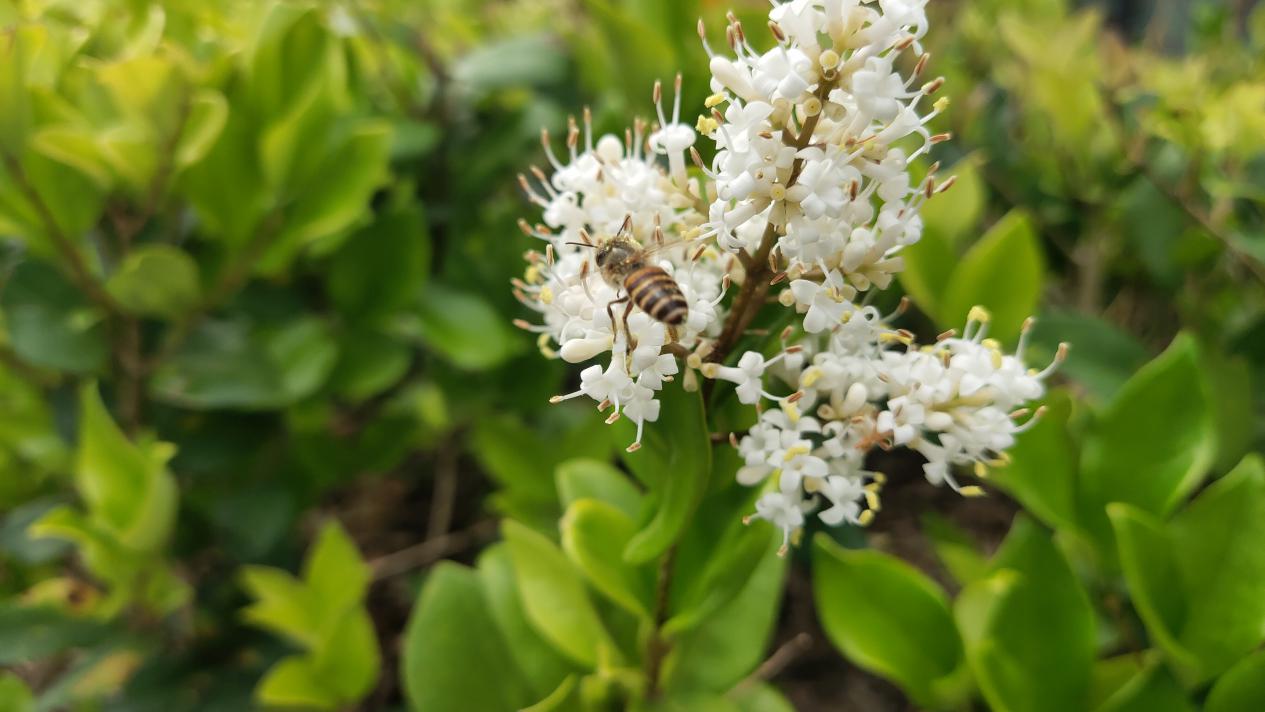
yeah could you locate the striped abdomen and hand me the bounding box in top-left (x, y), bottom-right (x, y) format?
top-left (625, 265), bottom-right (688, 325)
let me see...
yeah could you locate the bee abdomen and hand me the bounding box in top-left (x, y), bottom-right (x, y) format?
top-left (625, 266), bottom-right (688, 325)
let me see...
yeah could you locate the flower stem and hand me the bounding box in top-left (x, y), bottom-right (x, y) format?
top-left (643, 545), bottom-right (678, 700)
top-left (708, 79), bottom-right (836, 364)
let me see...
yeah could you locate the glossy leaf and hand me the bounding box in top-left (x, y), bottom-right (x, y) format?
top-left (327, 205), bottom-right (429, 319)
top-left (555, 459), bottom-right (642, 520)
top-left (941, 210), bottom-right (1045, 344)
top-left (502, 519), bottom-right (617, 668)
top-left (966, 518), bottom-right (1096, 712)
top-left (1107, 504), bottom-right (1195, 672)
top-left (1094, 662), bottom-right (1194, 712)
top-left (405, 284), bottom-right (521, 371)
top-left (813, 535), bottom-right (968, 708)
top-left (1167, 455), bottom-right (1265, 679)
top-left (0, 261), bottom-right (107, 373)
top-left (72, 383), bottom-right (177, 552)
top-left (1205, 650), bottom-right (1265, 712)
top-left (561, 499), bottom-right (654, 617)
top-left (922, 513), bottom-right (990, 586)
top-left (989, 389), bottom-right (1079, 531)
top-left (898, 228), bottom-right (956, 323)
top-left (105, 245), bottom-right (200, 319)
top-left (0, 672), bottom-right (33, 712)
top-left (1111, 455), bottom-right (1265, 682)
top-left (619, 382), bottom-right (711, 564)
top-left (240, 520), bottom-right (379, 709)
top-left (477, 546), bottom-right (578, 700)
top-left (666, 533), bottom-right (787, 694)
top-left (1081, 334), bottom-right (1215, 542)
top-left (1026, 309), bottom-right (1149, 403)
top-left (402, 561), bottom-right (534, 712)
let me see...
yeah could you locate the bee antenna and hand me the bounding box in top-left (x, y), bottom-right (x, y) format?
top-left (566, 242), bottom-right (597, 248)
top-left (619, 214), bottom-right (633, 235)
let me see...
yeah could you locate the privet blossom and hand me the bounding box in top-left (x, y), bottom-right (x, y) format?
top-left (513, 0), bottom-right (1064, 553)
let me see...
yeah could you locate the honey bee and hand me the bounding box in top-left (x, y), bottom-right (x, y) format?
top-left (575, 216), bottom-right (689, 344)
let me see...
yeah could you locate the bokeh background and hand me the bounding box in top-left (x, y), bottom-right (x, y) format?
top-left (1, 0), bottom-right (1263, 709)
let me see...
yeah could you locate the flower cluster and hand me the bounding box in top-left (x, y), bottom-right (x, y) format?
top-left (513, 0), bottom-right (1063, 552)
top-left (514, 84), bottom-right (728, 451)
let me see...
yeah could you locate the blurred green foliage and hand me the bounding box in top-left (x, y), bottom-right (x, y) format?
top-left (0, 0), bottom-right (1262, 710)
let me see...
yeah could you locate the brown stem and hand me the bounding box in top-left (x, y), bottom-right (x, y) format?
top-left (708, 80), bottom-right (835, 365)
top-left (368, 519), bottom-right (499, 581)
top-left (1, 152), bottom-right (119, 314)
top-left (426, 446), bottom-right (459, 540)
top-left (643, 545), bottom-right (678, 700)
top-left (116, 317), bottom-right (143, 434)
top-left (731, 632), bottom-right (813, 693)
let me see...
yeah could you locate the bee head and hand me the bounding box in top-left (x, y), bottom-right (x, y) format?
top-left (595, 236), bottom-right (637, 269)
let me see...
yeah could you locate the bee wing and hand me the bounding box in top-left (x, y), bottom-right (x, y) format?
top-left (640, 231), bottom-right (712, 258)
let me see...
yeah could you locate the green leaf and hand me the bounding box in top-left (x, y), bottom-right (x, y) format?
top-left (666, 533), bottom-right (787, 694)
top-left (967, 518), bottom-right (1096, 712)
top-left (898, 228), bottom-right (956, 322)
top-left (180, 104), bottom-right (269, 248)
top-left (477, 546), bottom-right (578, 700)
top-left (920, 153), bottom-right (987, 245)
top-left (940, 210), bottom-right (1045, 344)
top-left (105, 245), bottom-right (200, 319)
top-left (1166, 455), bottom-right (1265, 679)
top-left (555, 459), bottom-right (642, 520)
top-left (502, 519), bottom-right (617, 668)
top-left (255, 657), bottom-right (338, 710)
top-left (327, 205), bottom-right (429, 319)
top-left (1199, 349), bottom-right (1255, 473)
top-left (402, 562), bottom-right (534, 712)
top-left (403, 284), bottom-right (521, 371)
top-left (328, 327), bottom-right (412, 402)
top-left (1081, 334), bottom-right (1215, 540)
top-left (0, 672), bottom-right (33, 712)
top-left (665, 512), bottom-right (774, 635)
top-left (175, 89), bottom-right (229, 169)
top-left (0, 603), bottom-right (114, 665)
top-left (1094, 661), bottom-right (1194, 712)
top-left (521, 676), bottom-right (579, 712)
top-left (471, 410), bottom-right (613, 518)
top-left (0, 260), bottom-right (108, 373)
top-left (813, 535), bottom-right (967, 708)
top-left (990, 389), bottom-right (1079, 531)
top-left (731, 683), bottom-right (796, 712)
top-left (451, 34), bottom-right (568, 97)
top-left (921, 512), bottom-right (990, 586)
top-left (561, 499), bottom-right (654, 618)
top-left (73, 383), bottom-right (176, 551)
top-left (1026, 309), bottom-right (1149, 403)
top-left (1107, 504), bottom-right (1194, 672)
top-left (619, 382), bottom-right (711, 564)
top-left (242, 521), bottom-right (379, 709)
top-left (308, 608), bottom-right (380, 705)
top-left (268, 317), bottom-right (340, 402)
top-left (151, 316), bottom-right (338, 410)
top-left (261, 122), bottom-right (392, 272)
top-left (0, 28), bottom-right (35, 155)
top-left (1206, 650), bottom-right (1265, 712)
top-left (303, 521), bottom-right (370, 615)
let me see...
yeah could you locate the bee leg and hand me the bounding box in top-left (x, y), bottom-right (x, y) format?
top-left (622, 300), bottom-right (636, 351)
top-left (667, 325), bottom-right (679, 344)
top-left (607, 294), bottom-right (630, 347)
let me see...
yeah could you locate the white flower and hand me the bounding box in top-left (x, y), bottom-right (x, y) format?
top-left (748, 491), bottom-right (810, 554)
top-left (518, 0), bottom-right (1060, 552)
